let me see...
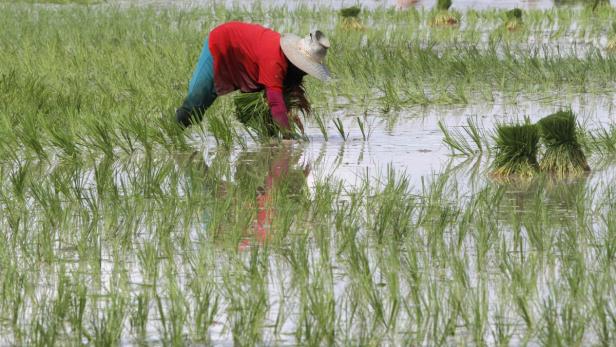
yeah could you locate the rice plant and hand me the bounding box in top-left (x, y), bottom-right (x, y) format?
top-left (430, 0), bottom-right (459, 27)
top-left (439, 117), bottom-right (488, 157)
top-left (491, 120), bottom-right (540, 178)
top-left (233, 90), bottom-right (309, 140)
top-left (437, 0), bottom-right (452, 11)
top-left (1, 3), bottom-right (616, 346)
top-left (607, 22), bottom-right (616, 51)
top-left (339, 6), bottom-right (365, 30)
top-left (505, 8), bottom-right (524, 32)
top-left (537, 110), bottom-right (590, 177)
top-left (333, 118), bottom-right (348, 141)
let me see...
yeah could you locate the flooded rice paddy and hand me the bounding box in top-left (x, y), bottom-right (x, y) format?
top-left (111, 0), bottom-right (616, 10)
top-left (1, 1), bottom-right (616, 346)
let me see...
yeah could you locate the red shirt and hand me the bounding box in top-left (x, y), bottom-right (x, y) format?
top-left (209, 22), bottom-right (290, 128)
top-left (209, 22), bottom-right (287, 95)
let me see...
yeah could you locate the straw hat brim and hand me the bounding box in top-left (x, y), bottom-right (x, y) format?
top-left (280, 33), bottom-right (331, 82)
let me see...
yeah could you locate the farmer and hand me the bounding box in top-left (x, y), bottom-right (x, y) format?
top-left (176, 21), bottom-right (331, 136)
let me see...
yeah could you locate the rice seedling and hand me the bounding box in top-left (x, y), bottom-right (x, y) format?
top-left (430, 0), bottom-right (460, 28)
top-left (313, 111), bottom-right (329, 141)
top-left (586, 125), bottom-right (616, 155)
top-left (234, 90), bottom-right (309, 140)
top-left (505, 8), bottom-right (524, 32)
top-left (491, 120), bottom-right (540, 178)
top-left (439, 117), bottom-right (489, 157)
top-left (0, 3), bottom-right (615, 346)
top-left (607, 22), bottom-right (616, 51)
top-left (333, 117), bottom-right (349, 141)
top-left (357, 117), bottom-right (368, 141)
top-left (339, 6), bottom-right (365, 31)
top-left (537, 110), bottom-right (590, 177)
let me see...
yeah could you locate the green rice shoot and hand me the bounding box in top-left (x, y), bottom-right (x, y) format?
top-left (339, 6), bottom-right (364, 30)
top-left (431, 0), bottom-right (458, 27)
top-left (234, 90), bottom-right (310, 139)
top-left (608, 22), bottom-right (616, 51)
top-left (340, 6), bottom-right (361, 18)
top-left (505, 8), bottom-right (523, 32)
top-left (436, 0), bottom-right (452, 11)
top-left (491, 120), bottom-right (540, 178)
top-left (537, 110), bottom-right (590, 177)
top-left (506, 8), bottom-right (523, 20)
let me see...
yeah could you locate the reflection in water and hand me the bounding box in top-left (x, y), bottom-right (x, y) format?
top-left (493, 173), bottom-right (590, 225)
top-left (235, 144), bottom-right (310, 248)
top-left (182, 144), bottom-right (309, 249)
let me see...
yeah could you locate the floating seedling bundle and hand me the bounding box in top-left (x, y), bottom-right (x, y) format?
top-left (339, 6), bottom-right (365, 30)
top-left (491, 121), bottom-right (540, 178)
top-left (537, 110), bottom-right (590, 176)
top-left (234, 89), bottom-right (310, 139)
top-left (505, 8), bottom-right (523, 32)
top-left (430, 0), bottom-right (459, 27)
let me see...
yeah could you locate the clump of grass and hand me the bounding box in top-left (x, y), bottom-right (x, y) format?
top-left (491, 121), bottom-right (540, 178)
top-left (505, 8), bottom-right (523, 32)
top-left (537, 110), bottom-right (590, 177)
top-left (234, 89), bottom-right (309, 139)
top-left (339, 6), bottom-right (365, 31)
top-left (430, 0), bottom-right (459, 27)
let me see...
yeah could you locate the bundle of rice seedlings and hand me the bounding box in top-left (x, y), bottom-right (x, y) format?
top-left (491, 121), bottom-right (540, 178)
top-left (339, 6), bottom-right (364, 30)
top-left (537, 110), bottom-right (590, 177)
top-left (607, 22), bottom-right (616, 51)
top-left (234, 87), bottom-right (310, 139)
top-left (506, 8), bottom-right (522, 20)
top-left (430, 0), bottom-right (459, 27)
top-left (436, 0), bottom-right (452, 10)
top-left (234, 91), bottom-right (274, 136)
top-left (505, 8), bottom-right (523, 32)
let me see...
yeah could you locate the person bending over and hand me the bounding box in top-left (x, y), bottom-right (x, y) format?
top-left (176, 21), bottom-right (331, 137)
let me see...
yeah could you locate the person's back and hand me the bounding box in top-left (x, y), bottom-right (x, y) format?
top-left (209, 22), bottom-right (288, 95)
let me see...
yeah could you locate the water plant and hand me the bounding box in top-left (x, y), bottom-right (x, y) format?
top-left (537, 110), bottom-right (590, 176)
top-left (491, 121), bottom-right (540, 178)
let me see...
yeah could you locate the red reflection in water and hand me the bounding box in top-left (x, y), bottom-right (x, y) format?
top-left (239, 145), bottom-right (308, 250)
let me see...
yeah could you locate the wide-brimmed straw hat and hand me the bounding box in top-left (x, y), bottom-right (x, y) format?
top-left (280, 30), bottom-right (331, 82)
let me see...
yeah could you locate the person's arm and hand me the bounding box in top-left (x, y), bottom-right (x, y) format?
top-left (265, 87), bottom-right (290, 130)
